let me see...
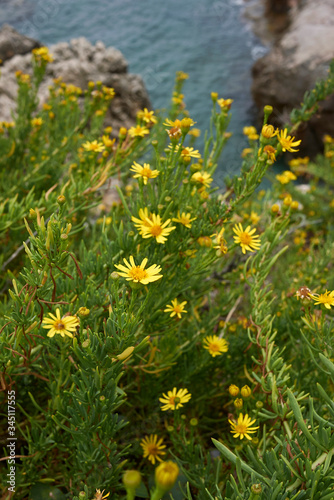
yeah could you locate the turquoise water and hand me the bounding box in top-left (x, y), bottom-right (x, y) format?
top-left (1, 0), bottom-right (267, 185)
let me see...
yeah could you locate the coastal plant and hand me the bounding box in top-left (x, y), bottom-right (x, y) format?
top-left (0, 49), bottom-right (334, 500)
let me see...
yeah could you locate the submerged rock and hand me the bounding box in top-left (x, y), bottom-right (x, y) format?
top-left (251, 0), bottom-right (334, 155)
top-left (0, 28), bottom-right (151, 132)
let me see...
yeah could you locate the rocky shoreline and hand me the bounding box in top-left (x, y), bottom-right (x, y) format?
top-left (0, 24), bottom-right (150, 133)
top-left (246, 0), bottom-right (334, 156)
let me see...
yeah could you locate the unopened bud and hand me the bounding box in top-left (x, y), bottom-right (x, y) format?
top-left (57, 195), bottom-right (66, 205)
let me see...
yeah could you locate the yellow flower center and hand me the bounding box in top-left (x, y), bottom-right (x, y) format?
top-left (55, 321), bottom-right (65, 330)
top-left (173, 305), bottom-right (182, 313)
top-left (180, 216), bottom-right (190, 224)
top-left (234, 423), bottom-right (247, 434)
top-left (129, 266), bottom-right (148, 281)
top-left (182, 148), bottom-right (189, 156)
top-left (209, 342), bottom-right (220, 353)
top-left (239, 232), bottom-right (252, 245)
top-left (147, 444), bottom-right (159, 455)
top-left (142, 167), bottom-right (152, 177)
top-left (150, 224), bottom-right (163, 236)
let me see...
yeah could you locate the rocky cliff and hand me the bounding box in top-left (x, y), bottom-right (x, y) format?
top-left (0, 25), bottom-right (151, 132)
top-left (250, 0), bottom-right (334, 155)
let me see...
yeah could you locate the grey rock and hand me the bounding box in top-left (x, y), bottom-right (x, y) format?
top-left (0, 32), bottom-right (150, 131)
top-left (251, 0), bottom-right (334, 155)
top-left (0, 24), bottom-right (40, 62)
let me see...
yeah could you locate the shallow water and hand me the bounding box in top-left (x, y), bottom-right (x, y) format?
top-left (1, 0), bottom-right (268, 185)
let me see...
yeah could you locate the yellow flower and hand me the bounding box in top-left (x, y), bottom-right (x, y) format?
top-left (137, 108), bottom-right (157, 124)
top-left (170, 144), bottom-right (201, 159)
top-left (229, 413), bottom-right (259, 440)
top-left (188, 128), bottom-right (201, 137)
top-left (32, 46), bottom-right (53, 63)
top-left (176, 71), bottom-right (189, 80)
top-left (233, 223), bottom-right (261, 254)
top-left (102, 135), bottom-right (115, 148)
top-left (131, 208), bottom-right (152, 232)
top-left (123, 470), bottom-right (142, 490)
top-left (228, 385), bottom-right (239, 397)
top-left (159, 388), bottom-right (191, 411)
top-left (261, 124), bottom-right (275, 138)
top-left (276, 170), bottom-right (297, 184)
top-left (276, 128), bottom-right (301, 152)
top-left (42, 309), bottom-right (79, 338)
top-left (128, 125), bottom-right (149, 138)
top-left (163, 118), bottom-right (182, 128)
top-left (164, 299), bottom-right (187, 319)
top-left (136, 213), bottom-right (175, 244)
top-left (130, 161), bottom-right (159, 185)
top-left (263, 145), bottom-right (277, 162)
top-left (203, 335), bottom-right (228, 357)
top-left (155, 461), bottom-right (179, 492)
top-left (310, 290), bottom-right (334, 309)
top-left (31, 117), bottom-right (43, 127)
top-left (172, 211), bottom-right (196, 228)
top-left (191, 171), bottom-right (213, 188)
top-left (82, 140), bottom-right (105, 152)
top-left (250, 212), bottom-right (260, 225)
top-left (217, 98), bottom-right (233, 109)
top-left (242, 148), bottom-right (253, 158)
top-left (240, 385), bottom-right (252, 398)
top-left (243, 126), bottom-right (257, 136)
top-left (140, 435), bottom-right (166, 464)
top-left (115, 256), bottom-right (162, 285)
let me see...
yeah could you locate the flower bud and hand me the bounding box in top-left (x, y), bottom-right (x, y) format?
top-left (155, 461), bottom-right (179, 493)
top-left (77, 307), bottom-right (90, 317)
top-left (291, 200), bottom-right (299, 210)
top-left (228, 384), bottom-right (239, 397)
top-left (241, 385), bottom-right (252, 398)
top-left (211, 92), bottom-right (218, 102)
top-left (57, 195), bottom-right (66, 205)
top-left (122, 470), bottom-right (141, 492)
top-left (119, 127), bottom-right (127, 138)
top-left (234, 398), bottom-right (243, 409)
top-left (271, 204), bottom-right (280, 213)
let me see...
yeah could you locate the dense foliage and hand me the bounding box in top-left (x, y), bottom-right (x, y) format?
top-left (1, 50), bottom-right (334, 500)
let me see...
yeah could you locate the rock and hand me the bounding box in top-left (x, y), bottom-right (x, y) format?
top-left (0, 32), bottom-right (150, 132)
top-left (251, 0), bottom-right (334, 156)
top-left (0, 24), bottom-right (40, 62)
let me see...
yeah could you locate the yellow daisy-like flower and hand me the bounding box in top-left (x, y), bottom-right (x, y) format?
top-left (82, 140), bottom-right (105, 153)
top-left (131, 208), bottom-right (152, 233)
top-left (310, 290), bottom-right (334, 309)
top-left (276, 170), bottom-right (297, 184)
top-left (203, 335), bottom-right (228, 357)
top-left (250, 211), bottom-right (260, 225)
top-left (31, 117), bottom-right (43, 127)
top-left (172, 211), bottom-right (196, 228)
top-left (140, 435), bottom-right (166, 464)
top-left (137, 108), bottom-right (157, 124)
top-left (42, 309), bottom-right (79, 338)
top-left (128, 125), bottom-right (150, 138)
top-left (159, 387), bottom-right (191, 411)
top-left (163, 118), bottom-right (182, 128)
top-left (191, 171), bottom-right (213, 188)
top-left (217, 98), bottom-right (233, 109)
top-left (243, 126), bottom-right (257, 136)
top-left (229, 413), bottom-right (259, 440)
top-left (164, 299), bottom-right (187, 319)
top-left (137, 213), bottom-right (176, 244)
top-left (94, 489), bottom-right (110, 500)
top-left (115, 256), bottom-right (162, 285)
top-left (130, 161), bottom-right (159, 185)
top-left (233, 223), bottom-right (261, 254)
top-left (169, 144), bottom-right (201, 159)
top-left (276, 128), bottom-right (301, 152)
